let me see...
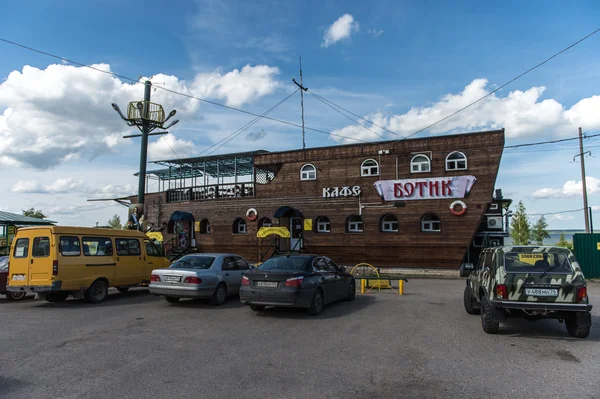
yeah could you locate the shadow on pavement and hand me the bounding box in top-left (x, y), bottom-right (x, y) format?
top-left (30, 288), bottom-right (158, 309)
top-left (164, 296), bottom-right (246, 310)
top-left (497, 315), bottom-right (600, 341)
top-left (251, 294), bottom-right (377, 320)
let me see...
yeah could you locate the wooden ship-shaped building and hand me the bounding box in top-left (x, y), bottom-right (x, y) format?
top-left (132, 128), bottom-right (506, 270)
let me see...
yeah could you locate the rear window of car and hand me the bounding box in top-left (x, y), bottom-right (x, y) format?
top-left (170, 256), bottom-right (215, 269)
top-left (504, 252), bottom-right (573, 274)
top-left (258, 256), bottom-right (311, 272)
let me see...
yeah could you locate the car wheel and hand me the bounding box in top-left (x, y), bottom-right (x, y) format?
top-left (6, 291), bottom-right (27, 301)
top-left (45, 292), bottom-right (69, 303)
top-left (250, 304), bottom-right (265, 312)
top-left (565, 317), bottom-right (591, 338)
top-left (480, 296), bottom-right (499, 334)
top-left (84, 280), bottom-right (109, 304)
top-left (116, 287), bottom-right (130, 293)
top-left (165, 297), bottom-right (180, 303)
top-left (210, 283), bottom-right (227, 306)
top-left (307, 288), bottom-right (324, 315)
top-left (463, 285), bottom-right (480, 315)
top-left (345, 279), bottom-right (356, 301)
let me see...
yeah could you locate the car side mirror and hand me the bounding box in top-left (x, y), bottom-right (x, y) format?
top-left (459, 263), bottom-right (474, 277)
top-left (339, 266), bottom-right (346, 272)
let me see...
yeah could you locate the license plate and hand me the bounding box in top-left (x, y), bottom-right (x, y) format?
top-left (525, 288), bottom-right (558, 297)
top-left (11, 275), bottom-right (25, 281)
top-left (163, 275), bottom-right (181, 282)
top-left (257, 281), bottom-right (278, 288)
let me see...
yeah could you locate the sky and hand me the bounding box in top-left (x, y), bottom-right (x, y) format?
top-left (1, 0), bottom-right (600, 232)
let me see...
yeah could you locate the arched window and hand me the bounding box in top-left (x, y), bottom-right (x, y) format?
top-left (361, 159), bottom-right (379, 177)
top-left (300, 164), bottom-right (317, 181)
top-left (233, 218), bottom-right (247, 234)
top-left (315, 216), bottom-right (331, 233)
top-left (199, 219), bottom-right (210, 234)
top-left (347, 215), bottom-right (363, 233)
top-left (446, 151), bottom-right (467, 171)
top-left (380, 214), bottom-right (399, 232)
top-left (259, 217), bottom-right (272, 228)
top-left (411, 154), bottom-right (431, 173)
top-left (421, 213), bottom-right (441, 232)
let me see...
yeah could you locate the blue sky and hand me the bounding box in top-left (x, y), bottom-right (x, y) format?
top-left (1, 0), bottom-right (599, 232)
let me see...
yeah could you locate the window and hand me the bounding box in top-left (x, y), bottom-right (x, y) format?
top-left (171, 255), bottom-right (215, 269)
top-left (312, 257), bottom-right (329, 272)
top-left (233, 218), bottom-right (247, 234)
top-left (13, 238), bottom-right (29, 258)
top-left (445, 151), bottom-right (467, 171)
top-left (300, 164), bottom-right (317, 181)
top-left (82, 237), bottom-right (113, 256)
top-left (199, 219), bottom-right (210, 234)
top-left (145, 241), bottom-right (162, 257)
top-left (490, 203), bottom-right (499, 211)
top-left (60, 236), bottom-right (81, 256)
top-left (325, 257), bottom-right (340, 272)
top-left (411, 154), bottom-right (431, 173)
top-left (361, 159), bottom-right (379, 177)
top-left (222, 257), bottom-right (237, 270)
top-left (421, 214), bottom-right (441, 232)
top-left (115, 239), bottom-right (141, 256)
top-left (31, 237), bottom-right (50, 257)
top-left (347, 215), bottom-right (363, 233)
top-left (316, 216), bottom-right (331, 233)
top-left (380, 214), bottom-right (399, 232)
top-left (259, 217), bottom-right (272, 228)
top-left (258, 256), bottom-right (312, 272)
top-left (235, 257), bottom-right (250, 270)
top-left (0, 225), bottom-right (6, 237)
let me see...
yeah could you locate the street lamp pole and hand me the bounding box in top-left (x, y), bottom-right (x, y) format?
top-left (138, 81), bottom-right (152, 205)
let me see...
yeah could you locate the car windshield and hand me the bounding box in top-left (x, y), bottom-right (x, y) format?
top-left (170, 256), bottom-right (215, 270)
top-left (504, 251), bottom-right (572, 274)
top-left (0, 256), bottom-right (7, 270)
top-left (258, 256), bottom-right (312, 272)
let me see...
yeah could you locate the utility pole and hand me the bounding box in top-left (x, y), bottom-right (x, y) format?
top-left (138, 81), bottom-right (152, 205)
top-left (292, 57), bottom-right (308, 150)
top-left (577, 127), bottom-right (590, 233)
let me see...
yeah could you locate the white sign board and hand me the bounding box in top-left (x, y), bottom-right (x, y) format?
top-left (373, 176), bottom-right (476, 201)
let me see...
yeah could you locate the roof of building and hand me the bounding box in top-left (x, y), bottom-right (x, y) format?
top-left (0, 211), bottom-right (56, 225)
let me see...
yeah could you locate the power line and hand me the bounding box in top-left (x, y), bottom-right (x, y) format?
top-left (309, 91), bottom-right (399, 137)
top-left (308, 91), bottom-right (387, 140)
top-left (394, 27), bottom-right (600, 142)
top-left (504, 133), bottom-right (600, 149)
top-left (527, 207), bottom-right (586, 217)
top-left (0, 37), bottom-right (367, 144)
top-left (204, 89), bottom-right (300, 156)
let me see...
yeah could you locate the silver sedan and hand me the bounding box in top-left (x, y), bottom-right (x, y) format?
top-left (149, 253), bottom-right (252, 305)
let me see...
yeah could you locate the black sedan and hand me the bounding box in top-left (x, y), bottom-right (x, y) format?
top-left (239, 254), bottom-right (355, 315)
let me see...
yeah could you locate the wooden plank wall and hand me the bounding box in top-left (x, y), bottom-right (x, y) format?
top-left (137, 130), bottom-right (505, 269)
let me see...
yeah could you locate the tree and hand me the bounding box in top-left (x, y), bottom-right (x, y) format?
top-left (509, 201), bottom-right (531, 245)
top-left (22, 207), bottom-right (47, 219)
top-left (531, 215), bottom-right (550, 245)
top-left (107, 214), bottom-right (123, 230)
top-left (555, 233), bottom-right (574, 251)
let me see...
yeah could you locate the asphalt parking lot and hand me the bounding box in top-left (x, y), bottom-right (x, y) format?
top-left (0, 279), bottom-right (598, 399)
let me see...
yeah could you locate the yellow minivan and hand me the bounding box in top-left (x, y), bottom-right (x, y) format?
top-left (7, 226), bottom-right (170, 303)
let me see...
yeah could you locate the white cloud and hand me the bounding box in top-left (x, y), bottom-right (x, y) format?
top-left (11, 178), bottom-right (136, 197)
top-left (322, 14), bottom-right (359, 48)
top-left (147, 134), bottom-right (197, 161)
top-left (368, 28), bottom-right (384, 38)
top-left (330, 79), bottom-right (600, 143)
top-left (547, 214), bottom-right (575, 221)
top-left (532, 176), bottom-right (600, 199)
top-left (592, 205), bottom-right (600, 211)
top-left (0, 63), bottom-right (280, 170)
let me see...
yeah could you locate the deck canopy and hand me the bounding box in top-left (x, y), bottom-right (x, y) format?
top-left (149, 150), bottom-right (269, 180)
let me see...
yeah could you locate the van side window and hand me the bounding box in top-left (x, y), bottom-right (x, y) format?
top-left (13, 238), bottom-right (29, 258)
top-left (145, 241), bottom-right (161, 257)
top-left (82, 237), bottom-right (113, 256)
top-left (60, 236), bottom-right (81, 256)
top-left (116, 239), bottom-right (141, 256)
top-left (32, 237), bottom-right (50, 257)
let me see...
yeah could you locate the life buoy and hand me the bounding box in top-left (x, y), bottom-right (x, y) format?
top-left (246, 208), bottom-right (258, 221)
top-left (449, 200), bottom-right (467, 216)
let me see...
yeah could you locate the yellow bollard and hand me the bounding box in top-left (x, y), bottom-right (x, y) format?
top-left (361, 278), bottom-right (365, 294)
top-left (398, 280), bottom-right (404, 295)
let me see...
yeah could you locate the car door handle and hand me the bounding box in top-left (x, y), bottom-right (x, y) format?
top-left (224, 273), bottom-right (230, 276)
top-left (30, 259), bottom-right (34, 264)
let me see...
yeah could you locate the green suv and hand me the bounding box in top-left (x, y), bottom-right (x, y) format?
top-left (460, 246), bottom-right (592, 338)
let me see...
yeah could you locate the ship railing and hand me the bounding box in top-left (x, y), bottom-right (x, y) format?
top-left (166, 183), bottom-right (255, 203)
